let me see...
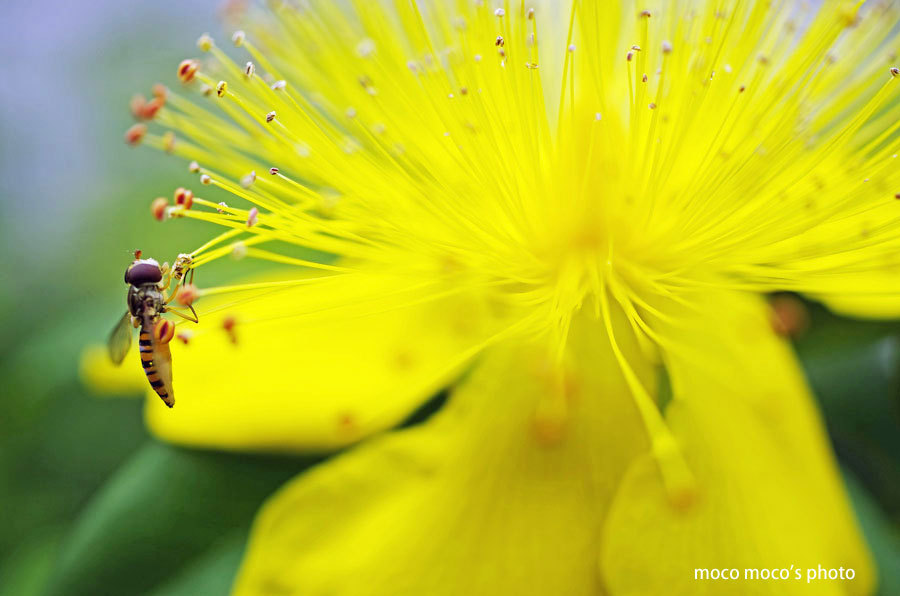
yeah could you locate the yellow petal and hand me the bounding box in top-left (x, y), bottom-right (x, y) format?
top-left (600, 291), bottom-right (874, 596)
top-left (79, 344), bottom-right (146, 396)
top-left (146, 272), bottom-right (503, 452)
top-left (232, 311), bottom-right (652, 596)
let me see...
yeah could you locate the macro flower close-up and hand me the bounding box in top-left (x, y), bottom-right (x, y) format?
top-left (4, 0), bottom-right (900, 595)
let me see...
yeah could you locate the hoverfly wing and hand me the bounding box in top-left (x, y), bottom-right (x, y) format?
top-left (108, 312), bottom-right (133, 365)
top-left (140, 313), bottom-right (175, 408)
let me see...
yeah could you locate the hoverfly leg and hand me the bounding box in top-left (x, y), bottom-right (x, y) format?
top-left (166, 305), bottom-right (199, 324)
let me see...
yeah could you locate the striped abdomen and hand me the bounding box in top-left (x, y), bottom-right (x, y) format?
top-left (139, 326), bottom-right (174, 408)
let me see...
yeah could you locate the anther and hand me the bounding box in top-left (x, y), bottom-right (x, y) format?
top-left (894, 193), bottom-right (900, 199)
top-left (223, 315), bottom-right (238, 344)
top-left (649, 102), bottom-right (657, 109)
top-left (232, 30), bottom-right (245, 47)
top-left (142, 97), bottom-right (164, 120)
top-left (177, 59), bottom-right (200, 83)
top-left (568, 44), bottom-right (576, 52)
top-left (174, 187), bottom-right (194, 209)
top-left (125, 124), bottom-right (147, 145)
top-left (271, 79), bottom-right (286, 91)
top-left (626, 51), bottom-right (634, 62)
top-left (176, 331), bottom-right (192, 345)
top-left (269, 167), bottom-right (279, 175)
top-left (494, 8), bottom-right (505, 17)
top-left (739, 85), bottom-right (746, 93)
top-left (891, 67), bottom-right (900, 78)
top-left (240, 171), bottom-right (256, 188)
top-left (247, 207), bottom-right (259, 227)
top-left (642, 73), bottom-right (648, 82)
top-left (188, 161), bottom-right (200, 173)
top-left (216, 81), bottom-right (228, 97)
top-left (176, 284), bottom-right (199, 306)
top-left (662, 40), bottom-right (673, 54)
top-left (640, 9), bottom-right (651, 17)
top-left (525, 62), bottom-right (539, 69)
top-left (162, 131), bottom-right (176, 153)
top-left (356, 38), bottom-right (375, 58)
top-left (151, 84), bottom-right (167, 99)
top-left (130, 94), bottom-right (146, 119)
top-left (217, 202), bottom-right (228, 213)
top-left (527, 7), bottom-right (534, 19)
top-left (153, 319), bottom-right (175, 344)
top-left (245, 61), bottom-right (255, 77)
top-left (151, 197), bottom-right (169, 221)
top-left (631, 45), bottom-right (642, 51)
top-left (196, 33), bottom-right (213, 52)
top-left (495, 36), bottom-right (504, 47)
top-left (231, 242), bottom-right (247, 259)
top-left (200, 174), bottom-right (212, 185)
top-left (201, 85), bottom-right (213, 97)
top-left (265, 110), bottom-right (276, 123)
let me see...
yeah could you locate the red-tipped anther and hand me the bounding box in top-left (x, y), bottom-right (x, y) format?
top-left (177, 59), bottom-right (200, 83)
top-left (125, 124), bottom-right (147, 145)
top-left (265, 111), bottom-right (276, 123)
top-left (176, 283), bottom-right (199, 305)
top-left (269, 167), bottom-right (279, 175)
top-left (151, 197), bottom-right (169, 221)
top-left (188, 161), bottom-right (200, 173)
top-left (141, 96), bottom-right (165, 120)
top-left (177, 331), bottom-right (192, 345)
top-left (247, 207), bottom-right (259, 227)
top-left (223, 315), bottom-right (238, 344)
top-left (153, 319), bottom-right (176, 344)
top-left (134, 249), bottom-right (143, 260)
top-left (769, 294), bottom-right (809, 338)
top-left (174, 187), bottom-right (194, 209)
top-left (152, 84), bottom-right (168, 99)
top-left (130, 94), bottom-right (147, 119)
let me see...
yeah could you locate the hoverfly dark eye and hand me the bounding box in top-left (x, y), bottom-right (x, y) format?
top-left (125, 261), bottom-right (163, 285)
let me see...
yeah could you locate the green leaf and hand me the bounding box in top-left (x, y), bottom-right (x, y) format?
top-left (46, 441), bottom-right (324, 596)
top-left (794, 305), bottom-right (900, 517)
top-left (148, 530), bottom-right (248, 596)
top-left (842, 468), bottom-right (900, 596)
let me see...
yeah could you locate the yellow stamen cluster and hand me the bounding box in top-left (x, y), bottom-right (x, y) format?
top-left (127, 0), bottom-right (900, 500)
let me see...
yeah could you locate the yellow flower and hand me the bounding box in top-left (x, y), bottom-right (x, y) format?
top-left (92, 0), bottom-right (900, 593)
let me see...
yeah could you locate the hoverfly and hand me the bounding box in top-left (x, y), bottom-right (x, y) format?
top-left (108, 251), bottom-right (198, 408)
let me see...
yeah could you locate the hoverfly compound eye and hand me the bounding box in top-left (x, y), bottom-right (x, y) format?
top-left (125, 258), bottom-right (163, 285)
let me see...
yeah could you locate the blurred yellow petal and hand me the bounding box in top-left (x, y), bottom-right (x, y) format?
top-left (232, 312), bottom-right (652, 596)
top-left (820, 292), bottom-right (900, 319)
top-left (146, 271), bottom-right (503, 452)
top-left (79, 344), bottom-right (146, 396)
top-left (600, 291), bottom-right (874, 596)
